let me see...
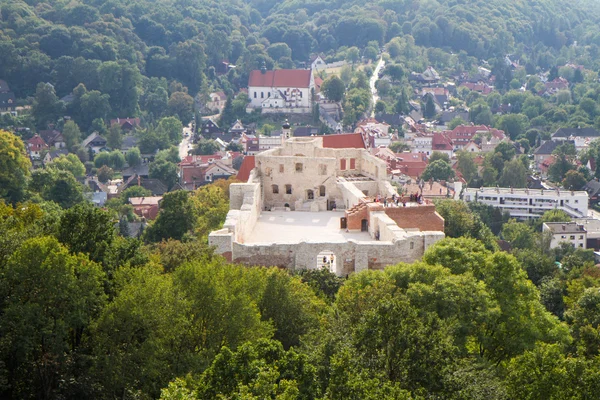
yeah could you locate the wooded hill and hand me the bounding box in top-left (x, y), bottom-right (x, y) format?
top-left (3, 0), bottom-right (600, 99)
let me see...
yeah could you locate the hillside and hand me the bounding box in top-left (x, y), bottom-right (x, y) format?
top-left (2, 0), bottom-right (600, 100)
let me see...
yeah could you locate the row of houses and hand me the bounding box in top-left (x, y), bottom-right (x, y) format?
top-left (404, 124), bottom-right (508, 158)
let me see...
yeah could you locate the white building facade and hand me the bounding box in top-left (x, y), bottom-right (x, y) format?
top-left (543, 222), bottom-right (587, 249)
top-left (248, 69), bottom-right (314, 113)
top-left (463, 187), bottom-right (589, 219)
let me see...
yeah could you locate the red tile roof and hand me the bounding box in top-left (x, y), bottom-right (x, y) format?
top-left (236, 155), bottom-right (255, 182)
top-left (27, 134), bottom-right (48, 152)
top-left (248, 69), bottom-right (312, 88)
top-left (322, 133), bottom-right (366, 149)
top-left (432, 132), bottom-right (453, 151)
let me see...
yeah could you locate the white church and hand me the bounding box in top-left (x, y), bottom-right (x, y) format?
top-left (247, 65), bottom-right (314, 114)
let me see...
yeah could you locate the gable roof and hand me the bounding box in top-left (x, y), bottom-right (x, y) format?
top-left (322, 133), bottom-right (366, 149)
top-left (294, 126), bottom-right (319, 137)
top-left (0, 91), bottom-right (15, 107)
top-left (46, 148), bottom-right (69, 160)
top-left (236, 155), bottom-right (255, 182)
top-left (248, 69), bottom-right (312, 88)
top-left (140, 179), bottom-right (168, 195)
top-left (27, 134), bottom-right (47, 150)
top-left (431, 132), bottom-right (453, 151)
top-left (110, 117), bottom-right (140, 128)
top-left (39, 129), bottom-right (64, 145)
top-left (553, 127), bottom-right (600, 138)
top-left (82, 132), bottom-right (106, 147)
top-left (534, 140), bottom-right (572, 155)
top-left (584, 179), bottom-right (600, 197)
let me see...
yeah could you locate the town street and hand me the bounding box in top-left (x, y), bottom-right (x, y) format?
top-left (370, 57), bottom-right (385, 117)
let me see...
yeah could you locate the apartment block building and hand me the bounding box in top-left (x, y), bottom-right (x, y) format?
top-left (463, 187), bottom-right (589, 219)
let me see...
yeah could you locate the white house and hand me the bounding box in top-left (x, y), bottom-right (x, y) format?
top-left (463, 187), bottom-right (589, 219)
top-left (543, 222), bottom-right (587, 249)
top-left (248, 68), bottom-right (314, 113)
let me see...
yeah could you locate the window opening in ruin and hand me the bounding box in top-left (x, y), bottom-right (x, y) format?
top-left (319, 185), bottom-right (326, 196)
top-left (285, 184), bottom-right (292, 194)
top-left (307, 189), bottom-right (314, 200)
top-left (279, 164), bottom-right (284, 173)
top-left (410, 242), bottom-right (414, 249)
top-left (319, 164), bottom-right (327, 175)
top-left (272, 184), bottom-right (279, 194)
top-left (340, 159), bottom-right (346, 170)
top-left (317, 250), bottom-right (336, 273)
top-left (296, 163), bottom-right (303, 172)
top-left (350, 158), bottom-right (356, 169)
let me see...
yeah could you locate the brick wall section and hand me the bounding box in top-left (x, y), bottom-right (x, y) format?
top-left (384, 204), bottom-right (445, 232)
top-left (345, 201), bottom-right (384, 230)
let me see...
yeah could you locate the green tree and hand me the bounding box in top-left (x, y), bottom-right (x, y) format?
top-left (47, 153), bottom-right (86, 177)
top-left (499, 158), bottom-right (528, 188)
top-left (562, 170), bottom-right (587, 190)
top-left (32, 82), bottom-right (64, 129)
top-left (388, 141), bottom-right (410, 153)
top-left (57, 203), bottom-right (115, 265)
top-left (385, 64), bottom-right (405, 82)
top-left (423, 95), bottom-right (436, 119)
top-left (106, 123), bottom-right (123, 150)
top-left (29, 168), bottom-right (84, 208)
top-left (109, 150), bottom-right (126, 170)
top-left (421, 159), bottom-right (454, 181)
top-left (456, 150), bottom-right (478, 183)
top-left (194, 139), bottom-right (220, 155)
top-left (496, 113), bottom-right (529, 140)
top-left (145, 191), bottom-right (195, 241)
top-left (97, 165), bottom-right (114, 183)
top-left (157, 116), bottom-right (183, 145)
top-left (62, 120), bottom-right (82, 150)
top-left (502, 219), bottom-right (536, 249)
top-left (126, 147), bottom-right (142, 167)
top-left (448, 116), bottom-right (467, 130)
top-left (0, 130), bottom-right (31, 204)
top-left (168, 92), bottom-right (195, 125)
top-left (0, 236), bottom-right (105, 399)
top-left (429, 151), bottom-right (451, 164)
top-left (321, 75), bottom-right (345, 102)
top-left (149, 159), bottom-right (179, 190)
top-left (94, 151), bottom-right (111, 168)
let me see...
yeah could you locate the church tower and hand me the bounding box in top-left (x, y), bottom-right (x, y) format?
top-left (281, 119), bottom-right (291, 146)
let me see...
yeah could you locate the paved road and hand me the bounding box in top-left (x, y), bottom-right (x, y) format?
top-left (369, 58), bottom-right (385, 117)
top-left (178, 123), bottom-right (193, 160)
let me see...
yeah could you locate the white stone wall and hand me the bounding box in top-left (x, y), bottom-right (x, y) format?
top-left (230, 229), bottom-right (443, 276)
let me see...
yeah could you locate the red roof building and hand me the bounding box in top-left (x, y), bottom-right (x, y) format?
top-left (27, 134), bottom-right (48, 159)
top-left (111, 118), bottom-right (140, 130)
top-left (322, 133), bottom-right (366, 149)
top-left (179, 154), bottom-right (224, 190)
top-left (431, 132), bottom-right (453, 154)
top-left (236, 155), bottom-right (255, 182)
top-left (129, 196), bottom-right (162, 220)
top-left (390, 152), bottom-right (429, 178)
top-left (248, 69), bottom-right (312, 88)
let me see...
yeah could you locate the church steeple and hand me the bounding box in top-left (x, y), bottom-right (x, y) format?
top-left (281, 119), bottom-right (291, 146)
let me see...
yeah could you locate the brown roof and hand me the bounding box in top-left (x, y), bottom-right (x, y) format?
top-left (235, 155), bottom-right (255, 182)
top-left (248, 69), bottom-right (312, 88)
top-left (27, 134), bottom-right (48, 151)
top-left (322, 133), bottom-right (366, 149)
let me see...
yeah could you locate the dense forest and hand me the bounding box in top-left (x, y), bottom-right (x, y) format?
top-left (3, 174), bottom-right (600, 398)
